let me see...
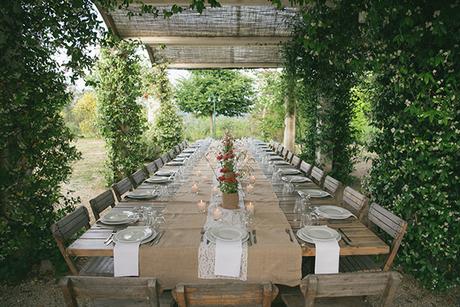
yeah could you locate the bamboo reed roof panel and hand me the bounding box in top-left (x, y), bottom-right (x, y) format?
top-left (99, 3), bottom-right (297, 68)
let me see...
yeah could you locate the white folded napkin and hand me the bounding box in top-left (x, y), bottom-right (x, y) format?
top-left (114, 241), bottom-right (141, 277)
top-left (314, 240), bottom-right (340, 274)
top-left (214, 239), bottom-right (242, 277)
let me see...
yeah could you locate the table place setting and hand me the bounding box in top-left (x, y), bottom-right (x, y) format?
top-left (314, 205), bottom-right (355, 220)
top-left (296, 225), bottom-right (341, 274)
top-left (113, 226), bottom-right (158, 277)
top-left (125, 190), bottom-right (159, 200)
top-left (298, 189), bottom-right (331, 198)
top-left (155, 170), bottom-right (176, 177)
top-left (145, 176), bottom-right (172, 184)
top-left (166, 160), bottom-right (184, 166)
top-left (99, 210), bottom-right (138, 226)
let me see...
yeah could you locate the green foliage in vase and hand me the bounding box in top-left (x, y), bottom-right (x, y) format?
top-left (147, 63), bottom-right (184, 154)
top-left (363, 1), bottom-right (460, 291)
top-left (216, 134), bottom-right (239, 194)
top-left (251, 71), bottom-right (285, 142)
top-left (175, 70), bottom-right (254, 121)
top-left (0, 0), bottom-right (100, 280)
top-left (93, 38), bottom-right (146, 184)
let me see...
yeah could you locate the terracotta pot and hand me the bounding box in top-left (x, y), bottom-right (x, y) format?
top-left (221, 192), bottom-right (239, 209)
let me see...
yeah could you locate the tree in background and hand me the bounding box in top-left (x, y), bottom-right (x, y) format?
top-left (93, 38), bottom-right (145, 184)
top-left (0, 0), bottom-right (100, 280)
top-left (251, 71), bottom-right (285, 142)
top-left (175, 70), bottom-right (254, 134)
top-left (145, 63), bottom-right (184, 154)
top-left (72, 92), bottom-right (99, 137)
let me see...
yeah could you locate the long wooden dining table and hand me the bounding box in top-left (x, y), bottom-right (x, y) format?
top-left (67, 140), bottom-right (389, 288)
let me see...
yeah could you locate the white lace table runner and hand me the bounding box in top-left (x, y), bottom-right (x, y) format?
top-left (198, 241), bottom-right (248, 281)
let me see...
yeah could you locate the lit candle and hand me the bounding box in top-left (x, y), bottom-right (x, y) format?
top-left (246, 202), bottom-right (255, 215)
top-left (246, 184), bottom-right (254, 194)
top-left (212, 207), bottom-right (223, 221)
top-left (191, 183), bottom-right (199, 194)
top-left (249, 175), bottom-right (256, 184)
top-left (212, 185), bottom-right (219, 194)
top-left (197, 200), bottom-right (206, 213)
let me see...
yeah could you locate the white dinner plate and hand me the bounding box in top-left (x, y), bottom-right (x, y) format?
top-left (297, 226), bottom-right (341, 243)
top-left (281, 176), bottom-right (311, 183)
top-left (206, 226), bottom-right (249, 243)
top-left (113, 227), bottom-right (155, 243)
top-left (272, 161), bottom-right (290, 165)
top-left (155, 170), bottom-right (175, 177)
top-left (279, 168), bottom-right (302, 175)
top-left (173, 157), bottom-right (186, 161)
top-left (298, 189), bottom-right (331, 198)
top-left (126, 190), bottom-right (159, 199)
top-left (268, 156), bottom-right (284, 160)
top-left (145, 176), bottom-right (171, 184)
top-left (177, 153), bottom-right (192, 158)
top-left (183, 148), bottom-right (196, 153)
top-left (101, 211), bottom-right (136, 225)
top-left (166, 161), bottom-right (184, 166)
top-left (316, 206), bottom-right (354, 219)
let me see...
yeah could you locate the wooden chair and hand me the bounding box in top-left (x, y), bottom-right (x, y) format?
top-left (281, 147), bottom-right (289, 160)
top-left (60, 276), bottom-right (161, 307)
top-left (145, 161), bottom-right (159, 176)
top-left (111, 177), bottom-right (133, 202)
top-left (89, 190), bottom-right (116, 220)
top-left (154, 157), bottom-right (164, 170)
top-left (130, 168), bottom-right (148, 188)
top-left (281, 272), bottom-right (401, 307)
top-left (339, 186), bottom-right (368, 219)
top-left (322, 175), bottom-right (342, 198)
top-left (299, 161), bottom-right (313, 176)
top-left (161, 153), bottom-right (171, 164)
top-left (51, 207), bottom-right (113, 276)
top-left (285, 151), bottom-right (294, 163)
top-left (172, 282), bottom-right (279, 307)
top-left (167, 149), bottom-right (176, 160)
top-left (309, 166), bottom-right (325, 186)
top-left (340, 203), bottom-right (407, 273)
top-left (276, 144), bottom-right (284, 155)
top-left (291, 155), bottom-right (301, 168)
top-left (173, 144), bottom-right (181, 155)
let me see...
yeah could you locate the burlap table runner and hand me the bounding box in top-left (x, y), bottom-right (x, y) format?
top-left (139, 144), bottom-right (301, 288)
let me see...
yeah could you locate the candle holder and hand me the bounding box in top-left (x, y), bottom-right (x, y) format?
top-left (246, 184), bottom-right (254, 194)
top-left (246, 201), bottom-right (255, 216)
top-left (191, 182), bottom-right (199, 194)
top-left (197, 200), bottom-right (207, 214)
top-left (249, 175), bottom-right (256, 184)
top-left (212, 206), bottom-right (223, 221)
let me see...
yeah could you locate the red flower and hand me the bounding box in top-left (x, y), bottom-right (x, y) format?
top-left (217, 154), bottom-right (223, 161)
top-left (220, 167), bottom-right (229, 173)
top-left (218, 175), bottom-right (225, 181)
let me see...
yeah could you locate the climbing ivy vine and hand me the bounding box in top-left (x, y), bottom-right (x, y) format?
top-left (93, 38), bottom-right (146, 184)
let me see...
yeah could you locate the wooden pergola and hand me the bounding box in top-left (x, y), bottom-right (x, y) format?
top-left (96, 0), bottom-right (298, 69)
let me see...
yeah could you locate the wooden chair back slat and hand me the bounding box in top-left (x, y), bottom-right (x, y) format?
top-left (145, 161), bottom-right (158, 176)
top-left (322, 175), bottom-right (342, 196)
top-left (130, 169), bottom-right (147, 188)
top-left (310, 166), bottom-right (325, 186)
top-left (154, 158), bottom-right (163, 170)
top-left (291, 155), bottom-right (301, 168)
top-left (285, 151), bottom-right (294, 163)
top-left (281, 147), bottom-right (289, 159)
top-left (173, 145), bottom-right (181, 154)
top-left (51, 206), bottom-right (91, 275)
top-left (52, 206), bottom-right (90, 240)
top-left (299, 272), bottom-right (401, 307)
top-left (60, 276), bottom-right (161, 307)
top-left (341, 187), bottom-right (368, 218)
top-left (160, 153), bottom-right (170, 164)
top-left (168, 149), bottom-right (176, 160)
top-left (276, 145), bottom-right (284, 155)
top-left (89, 190), bottom-right (116, 220)
top-left (368, 203), bottom-right (408, 271)
top-left (299, 161), bottom-right (313, 176)
top-left (172, 282), bottom-right (278, 307)
top-left (111, 177), bottom-right (133, 202)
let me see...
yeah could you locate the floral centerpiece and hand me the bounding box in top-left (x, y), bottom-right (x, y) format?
top-left (216, 133), bottom-right (240, 209)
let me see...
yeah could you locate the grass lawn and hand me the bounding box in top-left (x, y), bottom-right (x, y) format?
top-left (61, 138), bottom-right (107, 221)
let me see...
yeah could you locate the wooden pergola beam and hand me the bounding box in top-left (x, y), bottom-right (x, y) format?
top-left (126, 36), bottom-right (289, 46)
top-left (168, 62), bottom-right (281, 69)
top-left (95, 4), bottom-right (120, 37)
top-left (140, 0), bottom-right (298, 7)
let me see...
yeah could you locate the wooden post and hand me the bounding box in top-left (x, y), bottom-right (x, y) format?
top-left (283, 78), bottom-right (296, 152)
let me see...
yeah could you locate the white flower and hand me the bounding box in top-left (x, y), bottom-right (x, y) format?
top-left (358, 11), bottom-right (368, 23)
top-left (391, 128), bottom-right (396, 133)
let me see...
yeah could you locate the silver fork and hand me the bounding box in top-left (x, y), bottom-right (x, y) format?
top-left (104, 230), bottom-right (116, 245)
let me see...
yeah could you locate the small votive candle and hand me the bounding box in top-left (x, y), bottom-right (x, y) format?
top-left (197, 200), bottom-right (206, 213)
top-left (246, 202), bottom-right (255, 216)
top-left (212, 207), bottom-right (223, 220)
top-left (246, 184), bottom-right (254, 194)
top-left (191, 183), bottom-right (199, 194)
top-left (212, 185), bottom-right (219, 194)
top-left (249, 175), bottom-right (256, 184)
